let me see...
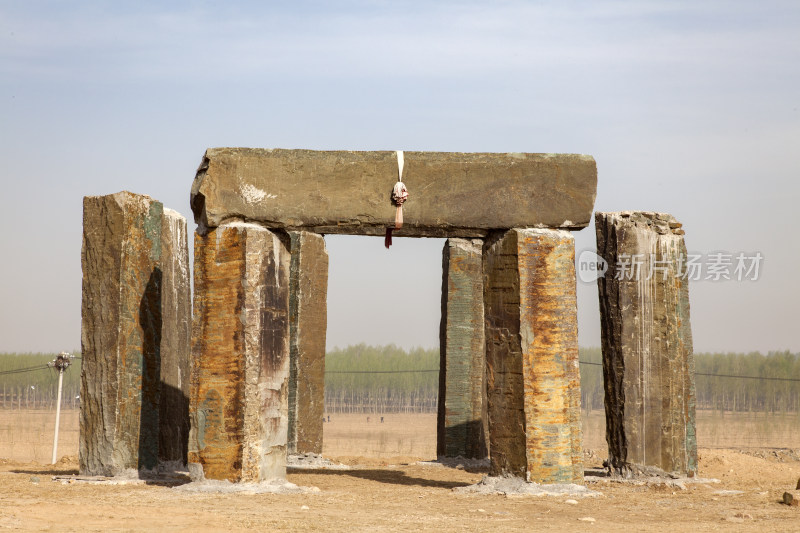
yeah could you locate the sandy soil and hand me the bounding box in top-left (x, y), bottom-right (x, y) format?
top-left (1, 411), bottom-right (799, 531)
top-left (4, 409), bottom-right (799, 462)
top-left (1, 449), bottom-right (799, 532)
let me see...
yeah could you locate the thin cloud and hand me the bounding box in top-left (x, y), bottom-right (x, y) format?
top-left (2, 1), bottom-right (797, 84)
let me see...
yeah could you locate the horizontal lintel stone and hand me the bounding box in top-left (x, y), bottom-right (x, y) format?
top-left (191, 148), bottom-right (597, 236)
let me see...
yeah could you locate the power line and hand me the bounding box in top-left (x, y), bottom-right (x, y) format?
top-left (328, 361), bottom-right (603, 373)
top-left (329, 361), bottom-right (609, 373)
top-left (326, 361), bottom-right (800, 383)
top-left (580, 361), bottom-right (800, 383)
top-left (2, 357), bottom-right (799, 384)
top-left (0, 354), bottom-right (80, 377)
top-left (0, 365), bottom-right (50, 376)
top-left (696, 372), bottom-right (800, 383)
top-left (326, 369), bottom-right (439, 374)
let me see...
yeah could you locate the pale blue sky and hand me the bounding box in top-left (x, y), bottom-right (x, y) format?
top-left (1, 1), bottom-right (798, 353)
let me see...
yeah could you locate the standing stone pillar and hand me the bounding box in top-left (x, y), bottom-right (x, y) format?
top-left (80, 191), bottom-right (163, 476)
top-left (595, 212), bottom-right (696, 476)
top-left (189, 223), bottom-right (291, 482)
top-left (158, 209), bottom-right (192, 467)
top-left (437, 238), bottom-right (487, 459)
top-left (287, 231), bottom-right (328, 455)
top-left (484, 229), bottom-right (582, 483)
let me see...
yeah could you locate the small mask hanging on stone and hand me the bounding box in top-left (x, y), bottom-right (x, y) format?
top-left (385, 151), bottom-right (408, 249)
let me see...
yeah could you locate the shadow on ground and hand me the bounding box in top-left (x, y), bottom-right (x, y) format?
top-left (11, 468), bottom-right (79, 476)
top-left (290, 467), bottom-right (473, 489)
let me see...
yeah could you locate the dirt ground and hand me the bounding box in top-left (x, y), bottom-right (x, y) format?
top-left (1, 411), bottom-right (799, 531)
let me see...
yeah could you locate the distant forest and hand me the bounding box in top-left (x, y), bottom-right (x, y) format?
top-left (325, 344), bottom-right (438, 413)
top-left (1, 347), bottom-right (798, 415)
top-left (325, 344), bottom-right (800, 415)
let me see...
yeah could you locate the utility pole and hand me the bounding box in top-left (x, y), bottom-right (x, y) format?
top-left (49, 352), bottom-right (71, 465)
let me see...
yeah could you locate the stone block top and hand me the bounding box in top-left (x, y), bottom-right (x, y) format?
top-left (191, 148), bottom-right (597, 237)
top-left (595, 211), bottom-right (685, 236)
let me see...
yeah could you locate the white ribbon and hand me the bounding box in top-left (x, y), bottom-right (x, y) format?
top-left (396, 150), bottom-right (404, 181)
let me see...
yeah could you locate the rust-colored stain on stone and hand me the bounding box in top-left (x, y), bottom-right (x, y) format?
top-left (189, 227), bottom-right (247, 481)
top-left (484, 229), bottom-right (582, 483)
top-left (189, 224), bottom-right (291, 483)
top-left (518, 231), bottom-right (581, 484)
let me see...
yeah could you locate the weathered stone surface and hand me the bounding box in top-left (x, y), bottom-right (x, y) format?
top-left (596, 211), bottom-right (696, 476)
top-left (483, 229), bottom-right (582, 483)
top-left (437, 238), bottom-right (487, 459)
top-left (191, 148), bottom-right (597, 236)
top-left (287, 231), bottom-right (328, 455)
top-left (80, 191), bottom-right (163, 476)
top-left (158, 209), bottom-right (191, 466)
top-left (784, 491), bottom-right (800, 506)
top-left (188, 223), bottom-right (291, 482)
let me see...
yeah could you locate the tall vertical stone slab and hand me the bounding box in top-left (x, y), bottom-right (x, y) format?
top-left (80, 191), bottom-right (163, 476)
top-left (158, 209), bottom-right (192, 466)
top-left (484, 229), bottom-right (582, 483)
top-left (287, 231), bottom-right (328, 455)
top-left (595, 212), bottom-right (696, 476)
top-left (188, 223), bottom-right (291, 482)
top-left (437, 238), bottom-right (487, 459)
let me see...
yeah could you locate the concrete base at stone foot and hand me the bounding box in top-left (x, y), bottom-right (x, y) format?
top-left (188, 223), bottom-right (291, 483)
